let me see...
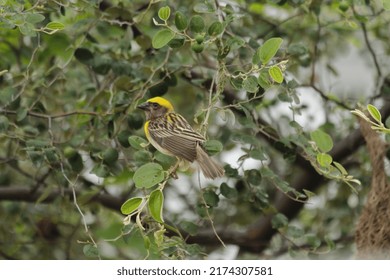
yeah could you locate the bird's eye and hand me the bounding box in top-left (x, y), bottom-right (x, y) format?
top-left (151, 103), bottom-right (159, 109)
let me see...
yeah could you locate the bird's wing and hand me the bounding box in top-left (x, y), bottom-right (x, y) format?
top-left (148, 113), bottom-right (205, 162)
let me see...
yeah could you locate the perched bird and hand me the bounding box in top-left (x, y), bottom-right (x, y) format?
top-left (137, 96), bottom-right (224, 179)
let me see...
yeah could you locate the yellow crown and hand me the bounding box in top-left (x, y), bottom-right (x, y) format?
top-left (147, 97), bottom-right (174, 111)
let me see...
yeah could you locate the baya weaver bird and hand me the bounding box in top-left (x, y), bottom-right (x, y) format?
top-left (137, 96), bottom-right (224, 179)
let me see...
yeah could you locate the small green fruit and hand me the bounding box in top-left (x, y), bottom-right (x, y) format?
top-left (64, 146), bottom-right (77, 159)
top-left (189, 15), bottom-right (205, 33)
top-left (195, 34), bottom-right (204, 44)
top-left (175, 11), bottom-right (188, 31)
top-left (102, 148), bottom-right (119, 165)
top-left (191, 42), bottom-right (204, 53)
top-left (127, 113), bottom-right (144, 130)
top-left (339, 1), bottom-right (349, 12)
top-left (117, 130), bottom-right (132, 148)
top-left (208, 21), bottom-right (223, 36)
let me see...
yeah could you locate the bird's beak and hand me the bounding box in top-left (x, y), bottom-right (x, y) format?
top-left (137, 102), bottom-right (150, 111)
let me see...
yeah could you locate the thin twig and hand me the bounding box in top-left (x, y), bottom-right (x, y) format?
top-left (198, 174), bottom-right (226, 248)
top-left (360, 22), bottom-right (382, 79)
top-left (0, 109), bottom-right (100, 119)
top-left (60, 163), bottom-right (101, 259)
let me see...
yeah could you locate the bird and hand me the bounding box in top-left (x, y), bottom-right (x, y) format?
top-left (137, 96), bottom-right (224, 179)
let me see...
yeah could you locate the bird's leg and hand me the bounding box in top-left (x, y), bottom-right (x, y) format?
top-left (167, 158), bottom-right (181, 179)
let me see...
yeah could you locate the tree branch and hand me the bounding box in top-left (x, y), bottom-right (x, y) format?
top-left (239, 99), bottom-right (390, 253)
top-left (183, 100), bottom-right (389, 252)
top-left (180, 70), bottom-right (390, 253)
top-left (0, 187), bottom-right (124, 212)
top-left (0, 109), bottom-right (101, 119)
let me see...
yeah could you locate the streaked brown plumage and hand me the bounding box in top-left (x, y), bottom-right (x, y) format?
top-left (137, 97), bottom-right (224, 179)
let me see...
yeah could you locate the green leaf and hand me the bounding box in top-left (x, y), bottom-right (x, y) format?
top-left (154, 151), bottom-right (176, 167)
top-left (230, 76), bottom-right (243, 90)
top-left (310, 129), bottom-right (334, 153)
top-left (208, 21), bottom-right (223, 36)
top-left (302, 189), bottom-right (316, 199)
top-left (27, 150), bottom-right (43, 166)
top-left (23, 126), bottom-right (39, 136)
top-left (158, 6), bottom-right (171, 21)
top-left (271, 213), bottom-right (289, 229)
top-left (189, 15), bottom-right (205, 33)
top-left (102, 147), bottom-right (118, 165)
top-left (11, 14), bottom-right (24, 26)
top-left (242, 76), bottom-right (259, 93)
top-left (16, 107), bottom-right (28, 122)
top-left (133, 163), bottom-right (165, 188)
top-left (227, 36), bottom-right (245, 50)
top-left (153, 227), bottom-right (165, 246)
top-left (26, 139), bottom-right (50, 148)
top-left (68, 153), bottom-right (84, 173)
top-left (203, 190), bottom-right (219, 207)
top-left (306, 235), bottom-right (321, 249)
top-left (90, 163), bottom-right (110, 178)
top-left (128, 135), bottom-right (148, 150)
top-left (278, 90), bottom-right (292, 103)
top-left (152, 29), bottom-right (175, 49)
top-left (92, 57), bottom-right (112, 75)
top-left (45, 21), bottom-right (65, 31)
top-left (217, 108), bottom-right (235, 125)
top-left (257, 37), bottom-right (283, 65)
top-left (19, 23), bottom-right (37, 37)
top-left (180, 221), bottom-right (198, 235)
top-left (245, 169), bottom-right (262, 185)
top-left (384, 0), bottom-right (390, 10)
top-left (249, 149), bottom-right (267, 160)
top-left (268, 65), bottom-right (284, 84)
top-left (143, 235), bottom-right (151, 249)
top-left (148, 82), bottom-right (169, 97)
top-left (193, 2), bottom-right (215, 13)
top-left (257, 70), bottom-right (271, 89)
top-left (25, 13), bottom-right (45, 24)
top-left (0, 87), bottom-right (15, 105)
top-left (83, 244), bottom-right (99, 258)
top-left (367, 104), bottom-right (381, 123)
top-left (196, 203), bottom-right (210, 217)
top-left (148, 189), bottom-right (164, 223)
top-left (44, 148), bottom-right (59, 164)
top-left (249, 3), bottom-right (264, 14)
top-left (117, 130), bottom-right (132, 148)
top-left (325, 236), bottom-right (336, 250)
top-left (74, 48), bottom-right (94, 65)
top-left (333, 161), bottom-right (348, 175)
top-left (220, 183), bottom-right (238, 199)
top-left (224, 164), bottom-right (239, 178)
top-left (174, 11), bottom-right (188, 31)
top-left (287, 43), bottom-right (308, 56)
top-left (203, 140), bottom-right (223, 155)
top-left (121, 197), bottom-right (143, 215)
top-left (316, 153), bottom-right (333, 167)
top-left (261, 167), bottom-right (292, 193)
top-left (287, 225), bottom-right (304, 238)
top-left (0, 116), bottom-right (10, 132)
top-left (134, 150), bottom-right (153, 166)
top-left (354, 14), bottom-right (367, 23)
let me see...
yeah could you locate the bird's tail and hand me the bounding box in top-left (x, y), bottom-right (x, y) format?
top-left (196, 144), bottom-right (225, 179)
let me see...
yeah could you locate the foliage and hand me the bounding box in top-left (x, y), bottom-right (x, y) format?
top-left (1, 0), bottom-right (390, 259)
top-left (352, 104), bottom-right (390, 134)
